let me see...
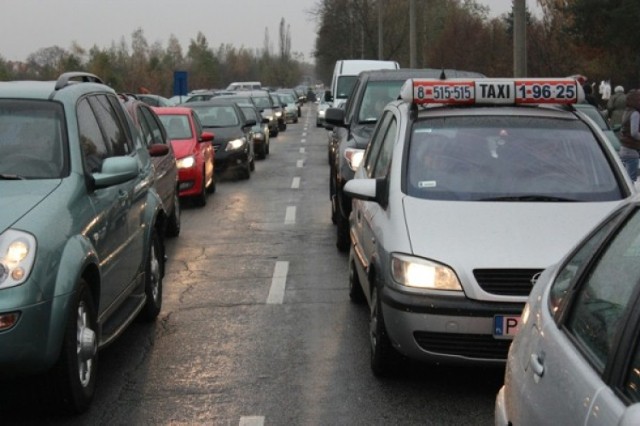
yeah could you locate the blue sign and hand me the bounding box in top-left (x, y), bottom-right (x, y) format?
top-left (173, 71), bottom-right (188, 96)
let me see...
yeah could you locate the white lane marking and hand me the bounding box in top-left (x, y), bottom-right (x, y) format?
top-left (302, 132), bottom-right (307, 136)
top-left (267, 261), bottom-right (289, 304)
top-left (291, 177), bottom-right (301, 189)
top-left (240, 416), bottom-right (265, 426)
top-left (301, 138), bottom-right (306, 143)
top-left (299, 147), bottom-right (305, 154)
top-left (285, 205), bottom-right (296, 224)
top-left (296, 159), bottom-right (304, 168)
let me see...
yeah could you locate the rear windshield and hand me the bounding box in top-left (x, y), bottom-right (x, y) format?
top-left (157, 114), bottom-right (193, 140)
top-left (406, 116), bottom-right (622, 202)
top-left (0, 100), bottom-right (67, 179)
top-left (190, 106), bottom-right (239, 128)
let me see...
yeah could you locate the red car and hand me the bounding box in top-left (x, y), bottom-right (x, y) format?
top-left (154, 106), bottom-right (215, 206)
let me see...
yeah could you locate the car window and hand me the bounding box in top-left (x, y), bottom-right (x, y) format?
top-left (406, 116), bottom-right (622, 202)
top-left (241, 107), bottom-right (258, 122)
top-left (358, 81), bottom-right (405, 124)
top-left (372, 116), bottom-right (398, 178)
top-left (565, 209), bottom-right (640, 372)
top-left (252, 96), bottom-right (271, 109)
top-left (88, 95), bottom-right (130, 156)
top-left (336, 75), bottom-right (357, 100)
top-left (78, 98), bottom-right (108, 173)
top-left (139, 106), bottom-right (165, 145)
top-left (157, 114), bottom-right (192, 140)
top-left (191, 106), bottom-right (239, 127)
top-left (0, 100), bottom-right (66, 179)
top-left (364, 111), bottom-right (393, 178)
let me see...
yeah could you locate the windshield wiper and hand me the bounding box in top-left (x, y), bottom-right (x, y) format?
top-left (0, 173), bottom-right (25, 180)
top-left (478, 195), bottom-right (577, 202)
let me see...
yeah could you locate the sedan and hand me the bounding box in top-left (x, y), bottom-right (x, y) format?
top-left (496, 193), bottom-right (640, 425)
top-left (154, 106), bottom-right (216, 206)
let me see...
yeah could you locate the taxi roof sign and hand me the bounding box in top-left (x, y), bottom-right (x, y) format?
top-left (400, 78), bottom-right (583, 106)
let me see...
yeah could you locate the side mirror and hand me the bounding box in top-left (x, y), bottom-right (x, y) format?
top-left (344, 177), bottom-right (388, 208)
top-left (200, 131), bottom-right (214, 142)
top-left (324, 90), bottom-right (333, 102)
top-left (245, 118), bottom-right (257, 127)
top-left (324, 107), bottom-right (347, 128)
top-left (92, 156), bottom-right (139, 189)
top-left (261, 117), bottom-right (270, 124)
top-left (148, 143), bottom-right (170, 157)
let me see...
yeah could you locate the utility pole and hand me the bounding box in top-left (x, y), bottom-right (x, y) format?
top-left (378, 0), bottom-right (383, 60)
top-left (409, 0), bottom-right (416, 67)
top-left (513, 0), bottom-right (527, 77)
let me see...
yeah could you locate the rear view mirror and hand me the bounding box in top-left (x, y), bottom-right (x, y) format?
top-left (148, 144), bottom-right (169, 157)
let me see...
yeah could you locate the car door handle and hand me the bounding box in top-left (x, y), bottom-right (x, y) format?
top-left (530, 353), bottom-right (544, 379)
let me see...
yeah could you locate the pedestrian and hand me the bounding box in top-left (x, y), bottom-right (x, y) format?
top-left (618, 89), bottom-right (640, 182)
top-left (607, 85), bottom-right (626, 129)
top-left (583, 84), bottom-right (599, 107)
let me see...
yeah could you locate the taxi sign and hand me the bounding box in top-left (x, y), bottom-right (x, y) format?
top-left (400, 78), bottom-right (583, 106)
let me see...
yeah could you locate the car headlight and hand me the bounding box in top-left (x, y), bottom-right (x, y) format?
top-left (275, 111), bottom-right (282, 118)
top-left (391, 253), bottom-right (463, 291)
top-left (176, 155), bottom-right (196, 169)
top-left (318, 110), bottom-right (326, 117)
top-left (226, 138), bottom-right (246, 151)
top-left (254, 132), bottom-right (265, 140)
top-left (0, 230), bottom-right (36, 289)
top-left (344, 148), bottom-right (365, 172)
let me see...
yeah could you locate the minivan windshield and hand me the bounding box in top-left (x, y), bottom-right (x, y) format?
top-left (406, 116), bottom-right (622, 202)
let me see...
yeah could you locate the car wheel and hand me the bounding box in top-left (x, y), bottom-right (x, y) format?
top-left (258, 144), bottom-right (267, 160)
top-left (266, 140), bottom-right (270, 155)
top-left (330, 171), bottom-right (337, 225)
top-left (206, 166), bottom-right (216, 194)
top-left (48, 279), bottom-right (97, 413)
top-left (166, 192), bottom-right (181, 238)
top-left (370, 284), bottom-right (394, 376)
top-left (240, 160), bottom-right (251, 180)
top-left (138, 229), bottom-right (163, 322)
top-left (336, 209), bottom-right (350, 252)
top-left (271, 128), bottom-right (279, 138)
top-left (348, 249), bottom-right (365, 304)
top-left (250, 156), bottom-right (255, 172)
top-left (194, 169), bottom-right (207, 207)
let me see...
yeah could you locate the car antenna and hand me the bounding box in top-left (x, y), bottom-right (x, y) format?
top-left (439, 68), bottom-right (447, 80)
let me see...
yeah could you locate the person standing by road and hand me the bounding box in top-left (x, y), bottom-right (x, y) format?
top-left (618, 89), bottom-right (640, 181)
top-left (607, 85), bottom-right (627, 128)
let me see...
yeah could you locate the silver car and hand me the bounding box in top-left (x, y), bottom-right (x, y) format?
top-left (344, 77), bottom-right (635, 375)
top-left (496, 193), bottom-right (640, 425)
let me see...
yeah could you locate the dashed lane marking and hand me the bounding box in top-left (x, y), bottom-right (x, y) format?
top-left (266, 261), bottom-right (289, 304)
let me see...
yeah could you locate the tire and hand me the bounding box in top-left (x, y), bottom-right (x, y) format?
top-left (250, 156), bottom-right (255, 172)
top-left (370, 285), bottom-right (395, 377)
top-left (206, 165), bottom-right (216, 194)
top-left (193, 169), bottom-right (207, 207)
top-left (258, 144), bottom-right (267, 160)
top-left (240, 160), bottom-right (251, 180)
top-left (330, 170), bottom-right (337, 225)
top-left (348, 249), bottom-right (365, 304)
top-left (336, 210), bottom-right (349, 252)
top-left (166, 192), bottom-right (181, 238)
top-left (271, 128), bottom-right (279, 138)
top-left (266, 140), bottom-right (270, 155)
top-left (138, 229), bottom-right (163, 322)
top-left (48, 279), bottom-right (98, 414)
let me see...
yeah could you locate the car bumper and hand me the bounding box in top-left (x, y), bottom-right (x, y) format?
top-left (214, 150), bottom-right (249, 173)
top-left (495, 386), bottom-right (508, 426)
top-left (177, 167), bottom-right (204, 198)
top-left (381, 286), bottom-right (524, 364)
top-left (0, 294), bottom-right (71, 377)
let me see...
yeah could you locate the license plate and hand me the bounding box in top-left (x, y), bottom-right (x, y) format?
top-left (493, 315), bottom-right (520, 339)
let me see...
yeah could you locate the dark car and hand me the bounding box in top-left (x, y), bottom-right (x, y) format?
top-left (123, 97), bottom-right (181, 236)
top-left (269, 92), bottom-right (287, 132)
top-left (136, 93), bottom-right (174, 107)
top-left (238, 102), bottom-right (270, 159)
top-left (325, 68), bottom-right (485, 251)
top-left (218, 90), bottom-right (280, 137)
top-left (186, 99), bottom-right (256, 179)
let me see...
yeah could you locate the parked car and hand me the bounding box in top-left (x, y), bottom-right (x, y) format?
top-left (154, 106), bottom-right (216, 206)
top-left (573, 102), bottom-right (621, 151)
top-left (0, 72), bottom-right (167, 413)
top-left (344, 76), bottom-right (634, 376)
top-left (186, 98), bottom-right (256, 179)
top-left (326, 68), bottom-right (485, 252)
top-left (238, 102), bottom-right (270, 159)
top-left (123, 97), bottom-right (181, 236)
top-left (496, 192), bottom-right (640, 426)
top-left (136, 93), bottom-right (173, 107)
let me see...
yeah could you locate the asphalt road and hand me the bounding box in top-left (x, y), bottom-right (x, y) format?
top-left (1, 103), bottom-right (504, 425)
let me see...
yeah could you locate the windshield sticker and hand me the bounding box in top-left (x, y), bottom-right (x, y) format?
top-left (418, 180), bottom-right (437, 188)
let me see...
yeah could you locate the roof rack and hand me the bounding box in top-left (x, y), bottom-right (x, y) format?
top-left (55, 72), bottom-right (105, 91)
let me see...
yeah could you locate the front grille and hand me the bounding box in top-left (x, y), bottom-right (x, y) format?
top-left (414, 331), bottom-right (511, 360)
top-left (473, 268), bottom-right (542, 296)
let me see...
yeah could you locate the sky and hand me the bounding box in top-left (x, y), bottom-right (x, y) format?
top-left (0, 0), bottom-right (539, 63)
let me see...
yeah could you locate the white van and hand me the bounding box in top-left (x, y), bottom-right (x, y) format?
top-left (329, 60), bottom-right (399, 107)
top-left (226, 81), bottom-right (262, 91)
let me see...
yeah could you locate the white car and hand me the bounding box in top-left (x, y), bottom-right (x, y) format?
top-left (344, 77), bottom-right (635, 375)
top-left (496, 193), bottom-right (640, 425)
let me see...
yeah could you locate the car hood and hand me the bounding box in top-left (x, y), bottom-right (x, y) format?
top-left (352, 123), bottom-right (375, 149)
top-left (204, 126), bottom-right (243, 145)
top-left (402, 197), bottom-right (621, 270)
top-left (0, 181), bottom-right (61, 232)
top-left (170, 138), bottom-right (197, 159)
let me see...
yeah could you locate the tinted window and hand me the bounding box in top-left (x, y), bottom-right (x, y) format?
top-left (88, 95), bottom-right (130, 156)
top-left (139, 106), bottom-right (165, 145)
top-left (191, 106), bottom-right (239, 127)
top-left (358, 81), bottom-right (405, 123)
top-left (406, 116), bottom-right (621, 201)
top-left (372, 117), bottom-right (398, 178)
top-left (241, 107), bottom-right (258, 122)
top-left (364, 111), bottom-right (393, 178)
top-left (158, 115), bottom-right (193, 140)
top-left (78, 98), bottom-right (108, 173)
top-left (0, 100), bottom-right (66, 178)
top-left (336, 75), bottom-right (357, 100)
top-left (566, 209), bottom-right (640, 371)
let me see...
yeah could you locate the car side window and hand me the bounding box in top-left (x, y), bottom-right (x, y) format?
top-left (565, 209), bottom-right (640, 372)
top-left (192, 112), bottom-right (203, 139)
top-left (372, 116), bottom-right (398, 178)
top-left (364, 111), bottom-right (393, 178)
top-left (139, 107), bottom-right (165, 145)
top-left (77, 98), bottom-right (108, 173)
top-left (88, 95), bottom-right (130, 156)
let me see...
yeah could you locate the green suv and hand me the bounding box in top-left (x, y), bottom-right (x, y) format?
top-left (0, 72), bottom-right (167, 413)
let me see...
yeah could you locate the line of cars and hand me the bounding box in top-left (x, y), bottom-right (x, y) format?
top-left (321, 69), bottom-right (640, 421)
